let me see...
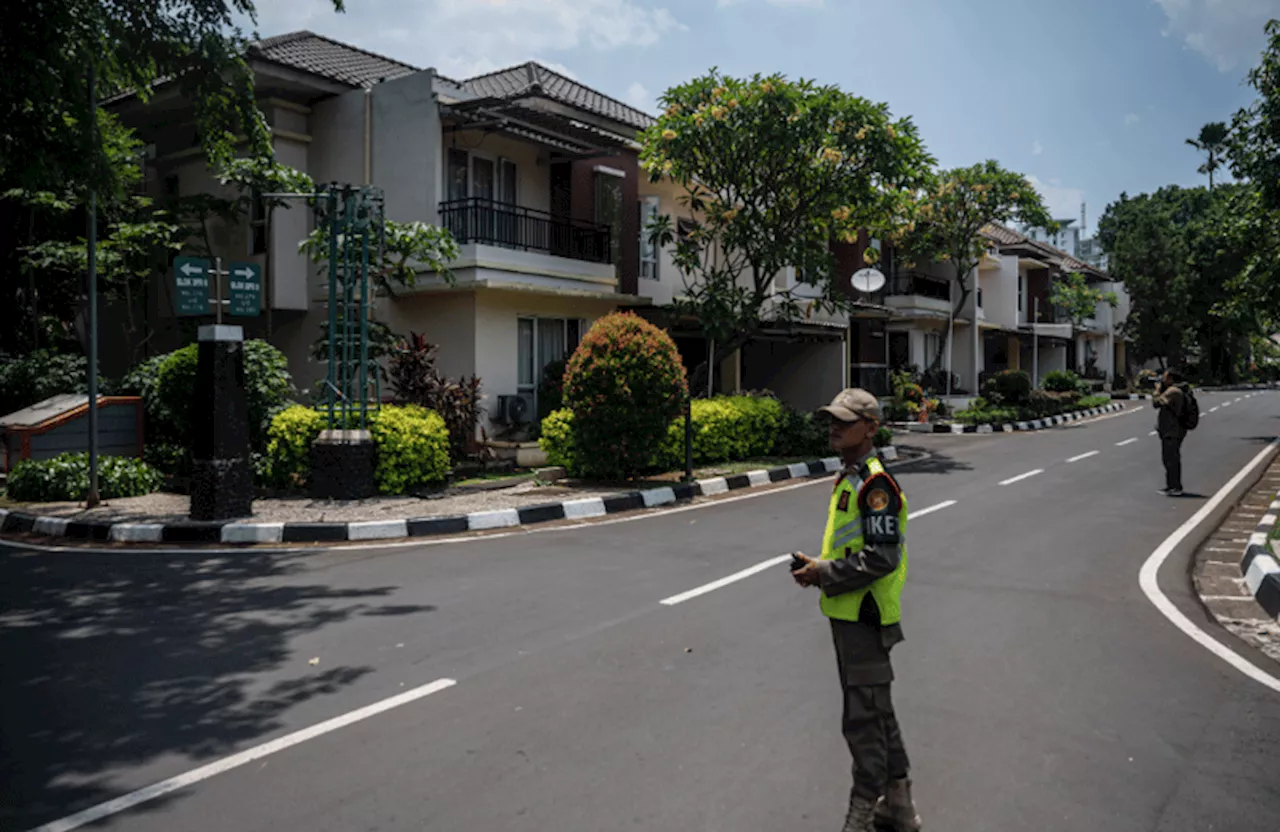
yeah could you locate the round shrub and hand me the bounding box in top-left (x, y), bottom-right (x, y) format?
top-left (562, 312), bottom-right (687, 480)
top-left (983, 369), bottom-right (1032, 405)
top-left (538, 408), bottom-right (580, 474)
top-left (128, 340), bottom-right (296, 463)
top-left (874, 426), bottom-right (894, 448)
top-left (1042, 370), bottom-right (1081, 393)
top-left (262, 404), bottom-right (328, 489)
top-left (369, 404), bottom-right (450, 494)
top-left (773, 406), bottom-right (828, 457)
top-left (6, 452), bottom-right (164, 502)
top-left (732, 395), bottom-right (784, 457)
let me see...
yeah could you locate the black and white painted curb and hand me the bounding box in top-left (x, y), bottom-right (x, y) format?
top-left (1239, 493), bottom-right (1280, 620)
top-left (932, 402), bottom-right (1125, 434)
top-left (0, 449), bottom-right (912, 547)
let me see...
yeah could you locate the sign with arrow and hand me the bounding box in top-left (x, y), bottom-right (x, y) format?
top-left (228, 262), bottom-right (262, 317)
top-left (173, 257), bottom-right (210, 316)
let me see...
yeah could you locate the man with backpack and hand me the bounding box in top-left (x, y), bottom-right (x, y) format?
top-left (1153, 369), bottom-right (1197, 496)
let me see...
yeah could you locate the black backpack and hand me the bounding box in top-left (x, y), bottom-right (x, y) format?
top-left (1180, 386), bottom-right (1199, 431)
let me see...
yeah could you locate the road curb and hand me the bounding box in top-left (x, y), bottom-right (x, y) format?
top-left (932, 402), bottom-right (1125, 434)
top-left (1239, 494), bottom-right (1280, 620)
top-left (0, 449), bottom-right (930, 549)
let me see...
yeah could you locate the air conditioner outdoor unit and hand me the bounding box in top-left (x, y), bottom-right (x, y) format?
top-left (495, 393), bottom-right (535, 425)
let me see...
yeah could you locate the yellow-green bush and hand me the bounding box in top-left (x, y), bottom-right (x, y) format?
top-left (538, 408), bottom-right (580, 475)
top-left (262, 403), bottom-right (450, 494)
top-left (262, 405), bottom-right (327, 489)
top-left (369, 405), bottom-right (451, 494)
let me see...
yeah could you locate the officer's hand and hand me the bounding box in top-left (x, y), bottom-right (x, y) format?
top-left (790, 553), bottom-right (821, 587)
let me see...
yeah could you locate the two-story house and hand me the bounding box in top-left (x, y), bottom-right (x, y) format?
top-left (108, 31), bottom-right (663, 435)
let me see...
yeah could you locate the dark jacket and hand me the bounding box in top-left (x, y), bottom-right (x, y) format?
top-left (1154, 383), bottom-right (1186, 439)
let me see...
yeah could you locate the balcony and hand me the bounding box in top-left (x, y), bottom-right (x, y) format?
top-left (439, 198), bottom-right (612, 265)
top-left (884, 272), bottom-right (953, 318)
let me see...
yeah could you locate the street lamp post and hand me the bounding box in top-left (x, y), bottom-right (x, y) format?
top-left (86, 62), bottom-right (100, 508)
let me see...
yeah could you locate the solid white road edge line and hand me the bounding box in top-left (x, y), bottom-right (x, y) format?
top-left (1068, 451), bottom-right (1100, 463)
top-left (28, 678), bottom-right (458, 832)
top-left (659, 501), bottom-right (957, 607)
top-left (1138, 439), bottom-right (1280, 695)
top-left (999, 469), bottom-right (1043, 486)
top-left (1116, 438), bottom-right (1139, 447)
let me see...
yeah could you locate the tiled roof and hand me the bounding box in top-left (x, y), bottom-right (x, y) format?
top-left (462, 62), bottom-right (655, 131)
top-left (980, 223), bottom-right (1026, 246)
top-left (249, 31), bottom-right (419, 88)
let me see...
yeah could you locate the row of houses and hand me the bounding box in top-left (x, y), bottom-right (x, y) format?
top-left (106, 30), bottom-right (1132, 437)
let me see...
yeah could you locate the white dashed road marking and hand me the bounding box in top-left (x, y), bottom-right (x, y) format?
top-left (1068, 451), bottom-right (1100, 463)
top-left (1116, 438), bottom-right (1139, 447)
top-left (659, 501), bottom-right (957, 607)
top-left (999, 469), bottom-right (1043, 486)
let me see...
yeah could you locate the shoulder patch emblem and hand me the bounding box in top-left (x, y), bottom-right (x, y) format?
top-left (837, 490), bottom-right (851, 512)
top-left (866, 488), bottom-right (890, 512)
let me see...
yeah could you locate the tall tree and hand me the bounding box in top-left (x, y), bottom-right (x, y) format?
top-left (895, 161), bottom-right (1055, 371)
top-left (640, 70), bottom-right (935, 392)
top-left (1098, 184), bottom-right (1257, 380)
top-left (1050, 270), bottom-right (1118, 329)
top-left (1186, 122), bottom-right (1231, 189)
top-left (1229, 19), bottom-right (1280, 209)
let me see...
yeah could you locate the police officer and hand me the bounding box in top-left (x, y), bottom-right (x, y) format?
top-left (790, 388), bottom-right (922, 832)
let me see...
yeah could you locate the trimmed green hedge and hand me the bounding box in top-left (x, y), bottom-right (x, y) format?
top-left (541, 395), bottom-right (841, 478)
top-left (954, 391), bottom-right (1115, 425)
top-left (5, 452), bottom-right (164, 502)
top-left (262, 404), bottom-right (450, 494)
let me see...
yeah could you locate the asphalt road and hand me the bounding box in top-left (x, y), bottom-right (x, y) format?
top-left (3, 391), bottom-right (1279, 832)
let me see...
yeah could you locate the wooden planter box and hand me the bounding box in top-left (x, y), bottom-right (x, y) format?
top-left (1, 395), bottom-right (144, 473)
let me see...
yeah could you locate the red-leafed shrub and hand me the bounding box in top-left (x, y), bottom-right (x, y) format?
top-left (562, 312), bottom-right (687, 479)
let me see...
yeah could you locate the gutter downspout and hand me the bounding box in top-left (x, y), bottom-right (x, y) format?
top-left (364, 87), bottom-right (373, 185)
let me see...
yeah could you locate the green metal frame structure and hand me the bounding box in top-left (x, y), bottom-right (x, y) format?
top-left (313, 184), bottom-right (386, 431)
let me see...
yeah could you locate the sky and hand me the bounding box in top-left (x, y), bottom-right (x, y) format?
top-left (240, 0), bottom-right (1280, 236)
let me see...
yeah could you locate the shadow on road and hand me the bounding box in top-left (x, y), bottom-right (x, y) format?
top-left (895, 446), bottom-right (974, 476)
top-left (0, 547), bottom-right (433, 829)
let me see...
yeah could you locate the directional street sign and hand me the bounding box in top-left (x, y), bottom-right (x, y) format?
top-left (173, 257), bottom-right (210, 316)
top-left (228, 262), bottom-right (263, 317)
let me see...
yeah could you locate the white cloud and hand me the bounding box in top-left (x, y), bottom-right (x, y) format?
top-left (246, 0), bottom-right (684, 78)
top-left (1031, 140), bottom-right (1043, 156)
top-left (1124, 112), bottom-right (1141, 127)
top-left (1153, 0), bottom-right (1277, 72)
top-left (718, 0), bottom-right (824, 7)
top-left (1026, 175), bottom-right (1085, 219)
top-left (625, 81), bottom-right (652, 110)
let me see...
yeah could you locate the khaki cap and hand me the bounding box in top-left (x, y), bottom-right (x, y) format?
top-left (818, 388), bottom-right (882, 423)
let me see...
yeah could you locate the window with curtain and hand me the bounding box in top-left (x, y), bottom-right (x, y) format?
top-left (638, 196), bottom-right (660, 279)
top-left (595, 172), bottom-right (622, 265)
top-left (517, 318), bottom-right (586, 408)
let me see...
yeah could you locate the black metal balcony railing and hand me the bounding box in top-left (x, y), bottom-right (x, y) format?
top-left (887, 272), bottom-right (952, 303)
top-left (439, 198), bottom-right (613, 265)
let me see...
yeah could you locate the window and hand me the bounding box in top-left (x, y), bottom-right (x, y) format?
top-left (595, 172), bottom-right (623, 265)
top-left (924, 332), bottom-right (941, 366)
top-left (517, 317), bottom-right (586, 408)
top-left (639, 196), bottom-right (660, 279)
top-left (249, 195), bottom-right (267, 255)
top-left (447, 149), bottom-right (469, 202)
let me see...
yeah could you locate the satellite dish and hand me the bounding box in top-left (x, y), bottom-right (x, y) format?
top-left (851, 268), bottom-right (886, 294)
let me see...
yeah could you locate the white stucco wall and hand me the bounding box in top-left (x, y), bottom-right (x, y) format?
top-left (472, 290), bottom-right (619, 429)
top-left (310, 89), bottom-right (366, 186)
top-left (380, 292), bottom-right (477, 383)
top-left (268, 132), bottom-right (311, 312)
top-left (980, 255), bottom-right (1019, 330)
top-left (372, 71), bottom-right (441, 225)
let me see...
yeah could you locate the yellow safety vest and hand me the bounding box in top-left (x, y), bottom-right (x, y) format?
top-left (818, 456), bottom-right (909, 624)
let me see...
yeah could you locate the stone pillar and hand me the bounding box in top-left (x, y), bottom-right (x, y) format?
top-left (190, 325), bottom-right (253, 521)
top-left (310, 429), bottom-right (376, 500)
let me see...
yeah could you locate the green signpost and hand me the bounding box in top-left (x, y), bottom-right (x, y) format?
top-left (173, 256), bottom-right (210, 316)
top-left (228, 262), bottom-right (262, 317)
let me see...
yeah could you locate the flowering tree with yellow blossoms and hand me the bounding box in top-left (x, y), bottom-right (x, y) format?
top-left (640, 69), bottom-right (934, 392)
top-left (895, 161), bottom-right (1056, 373)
